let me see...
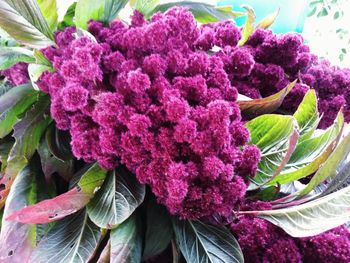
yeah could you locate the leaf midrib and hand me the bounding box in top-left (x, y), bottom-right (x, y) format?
top-left (67, 212), bottom-right (88, 263)
top-left (189, 221), bottom-right (239, 263)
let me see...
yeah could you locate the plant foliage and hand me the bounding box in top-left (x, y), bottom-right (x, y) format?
top-left (0, 1), bottom-right (350, 262)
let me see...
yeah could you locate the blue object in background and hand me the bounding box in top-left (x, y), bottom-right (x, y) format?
top-left (217, 0), bottom-right (309, 34)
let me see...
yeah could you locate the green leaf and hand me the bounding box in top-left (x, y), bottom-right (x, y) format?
top-left (150, 2), bottom-right (241, 23)
top-left (75, 0), bottom-right (105, 29)
top-left (37, 0), bottom-right (58, 31)
top-left (104, 0), bottom-right (128, 23)
top-left (298, 132), bottom-right (350, 197)
top-left (309, 0), bottom-right (323, 7)
top-left (30, 209), bottom-right (102, 263)
top-left (0, 27), bottom-right (17, 47)
top-left (87, 166), bottom-right (145, 229)
top-left (173, 219), bottom-right (244, 263)
top-left (0, 79), bottom-right (13, 97)
top-left (256, 8), bottom-right (280, 29)
top-left (269, 111), bottom-right (344, 185)
top-left (0, 139), bottom-right (13, 171)
top-left (246, 114), bottom-right (298, 189)
top-left (307, 6), bottom-right (317, 17)
top-left (45, 125), bottom-right (72, 162)
top-left (250, 185), bottom-right (350, 237)
top-left (318, 160), bottom-right (350, 197)
top-left (215, 6), bottom-right (244, 19)
top-left (37, 138), bottom-right (74, 182)
top-left (132, 0), bottom-right (159, 17)
top-left (28, 64), bottom-right (52, 90)
top-left (57, 0), bottom-right (75, 20)
top-left (0, 95), bottom-right (51, 207)
top-left (110, 213), bottom-right (142, 263)
top-left (0, 162), bottom-right (48, 262)
top-left (7, 163), bottom-right (107, 224)
top-left (238, 5), bottom-right (256, 46)
top-left (0, 47), bottom-right (35, 70)
top-left (34, 49), bottom-right (52, 67)
top-left (0, 209), bottom-right (3, 231)
top-left (0, 84), bottom-right (39, 139)
top-left (238, 80), bottom-right (296, 118)
top-left (334, 11), bottom-right (340, 19)
top-left (317, 7), bottom-right (328, 17)
top-left (293, 89), bottom-right (320, 141)
top-left (251, 185), bottom-right (280, 201)
top-left (246, 116), bottom-right (293, 149)
top-left (75, 27), bottom-right (97, 42)
top-left (0, 0), bottom-right (54, 48)
top-left (142, 201), bottom-right (173, 260)
top-left (10, 95), bottom-right (51, 159)
top-left (58, 2), bottom-right (76, 29)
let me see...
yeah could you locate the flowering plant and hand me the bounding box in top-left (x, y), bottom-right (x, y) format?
top-left (0, 0), bottom-right (350, 262)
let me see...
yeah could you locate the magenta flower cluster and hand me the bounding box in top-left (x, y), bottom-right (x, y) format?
top-left (3, 6), bottom-right (350, 263)
top-left (1, 62), bottom-right (29, 86)
top-left (300, 60), bottom-right (350, 128)
top-left (231, 202), bottom-right (350, 263)
top-left (37, 8), bottom-right (260, 220)
top-left (215, 27), bottom-right (350, 128)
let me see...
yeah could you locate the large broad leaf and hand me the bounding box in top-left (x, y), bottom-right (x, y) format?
top-left (246, 114), bottom-right (298, 189)
top-left (131, 0), bottom-right (159, 17)
top-left (0, 156), bottom-right (27, 209)
top-left (45, 125), bottom-right (72, 162)
top-left (0, 84), bottom-right (39, 139)
top-left (0, 47), bottom-right (35, 70)
top-left (0, 162), bottom-right (50, 262)
top-left (75, 0), bottom-right (105, 29)
top-left (150, 2), bottom-right (242, 23)
top-left (110, 213), bottom-right (142, 263)
top-left (319, 159), bottom-right (350, 197)
top-left (104, 0), bottom-right (128, 23)
top-left (37, 138), bottom-right (74, 182)
top-left (8, 95), bottom-right (51, 159)
top-left (238, 80), bottom-right (296, 119)
top-left (34, 49), bottom-right (52, 67)
top-left (87, 166), bottom-right (145, 229)
top-left (173, 219), bottom-right (244, 263)
top-left (0, 138), bottom-right (13, 172)
top-left (238, 5), bottom-right (256, 46)
top-left (0, 27), bottom-right (17, 47)
top-left (37, 0), bottom-right (58, 31)
top-left (0, 0), bottom-right (54, 48)
top-left (269, 111), bottom-right (344, 185)
top-left (28, 63), bottom-right (53, 90)
top-left (97, 240), bottom-right (111, 263)
top-left (0, 79), bottom-right (13, 97)
top-left (7, 163), bottom-right (107, 224)
top-left (297, 132), bottom-right (350, 197)
top-left (293, 89), bottom-right (320, 141)
top-left (56, 0), bottom-right (75, 21)
top-left (251, 185), bottom-right (280, 201)
top-left (58, 2), bottom-right (76, 29)
top-left (30, 209), bottom-right (102, 263)
top-left (250, 185), bottom-right (350, 237)
top-left (0, 95), bottom-right (51, 208)
top-left (142, 201), bottom-right (173, 260)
